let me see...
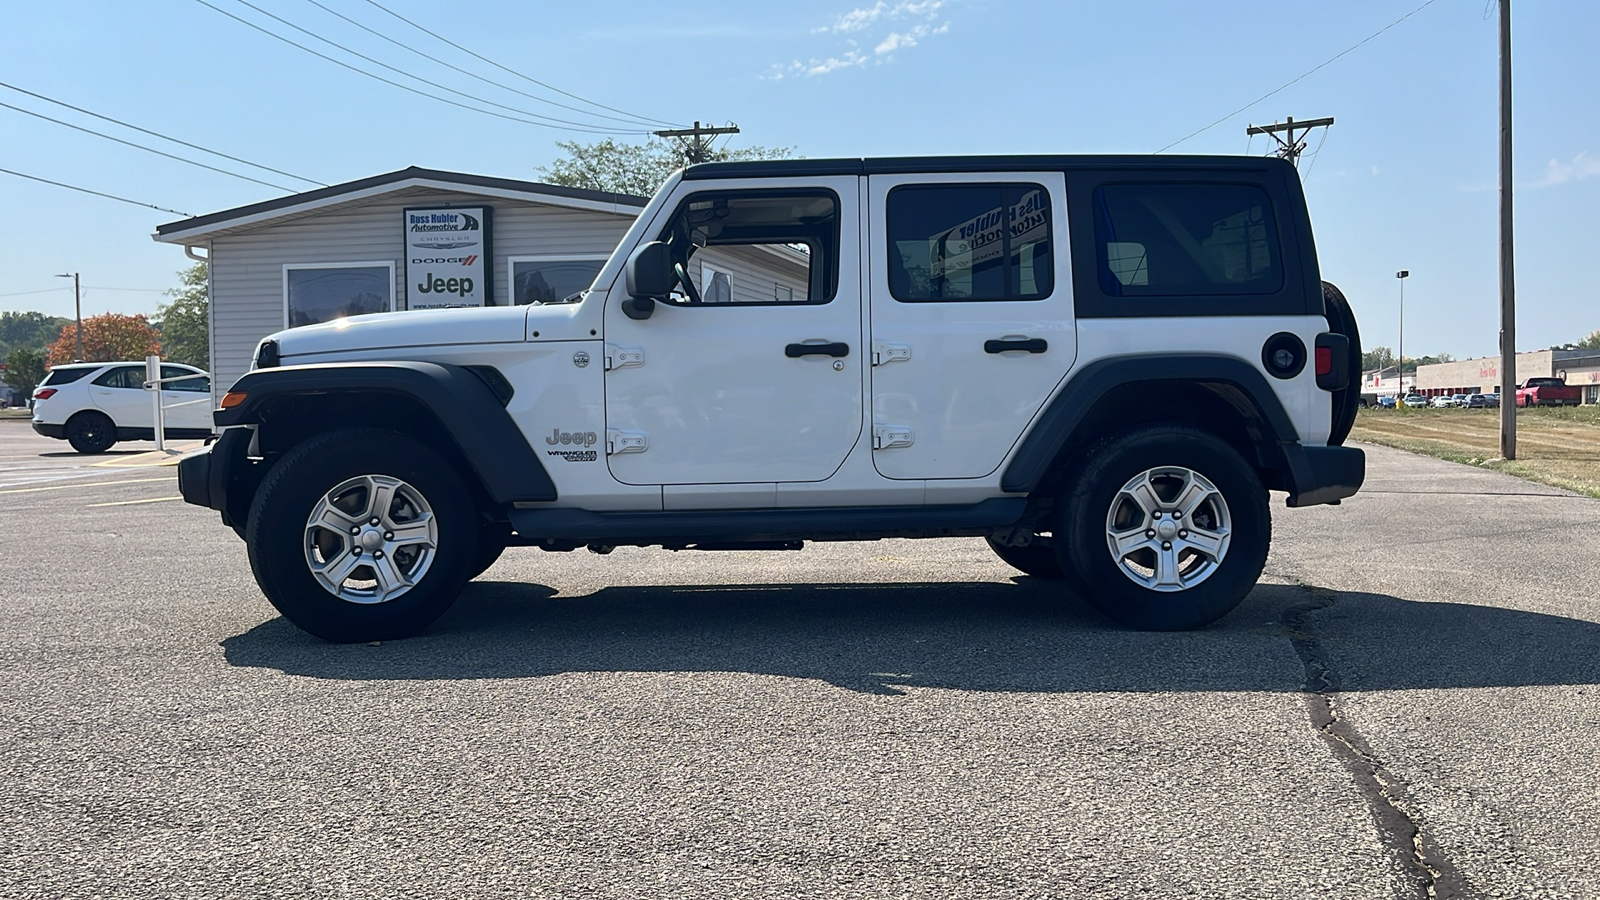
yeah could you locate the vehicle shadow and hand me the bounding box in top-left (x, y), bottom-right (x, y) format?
top-left (221, 579), bottom-right (1600, 694)
top-left (39, 449), bottom-right (148, 458)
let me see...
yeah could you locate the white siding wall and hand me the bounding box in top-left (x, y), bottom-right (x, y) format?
top-left (208, 188), bottom-right (636, 405)
top-left (691, 245), bottom-right (812, 304)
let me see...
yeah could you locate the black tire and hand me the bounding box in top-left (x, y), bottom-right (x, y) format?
top-left (1060, 426), bottom-right (1270, 631)
top-left (1322, 281), bottom-right (1362, 446)
top-left (66, 411), bottom-right (117, 454)
top-left (245, 428), bottom-right (480, 643)
top-left (986, 535), bottom-right (1068, 580)
top-left (470, 521), bottom-right (512, 580)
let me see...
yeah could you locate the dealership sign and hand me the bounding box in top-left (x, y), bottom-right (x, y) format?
top-left (404, 206), bottom-right (491, 309)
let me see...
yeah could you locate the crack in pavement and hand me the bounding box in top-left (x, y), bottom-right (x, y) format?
top-left (1281, 585), bottom-right (1478, 900)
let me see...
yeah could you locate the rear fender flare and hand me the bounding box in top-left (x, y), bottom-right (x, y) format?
top-left (1002, 354), bottom-right (1301, 494)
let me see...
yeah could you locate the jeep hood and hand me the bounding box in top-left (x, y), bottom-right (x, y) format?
top-left (272, 306), bottom-right (529, 359)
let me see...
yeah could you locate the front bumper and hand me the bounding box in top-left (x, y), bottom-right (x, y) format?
top-left (31, 421), bottom-right (65, 439)
top-left (1283, 444), bottom-right (1365, 508)
top-left (177, 427), bottom-right (250, 520)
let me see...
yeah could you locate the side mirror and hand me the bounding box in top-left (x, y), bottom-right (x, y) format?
top-left (625, 241), bottom-right (675, 300)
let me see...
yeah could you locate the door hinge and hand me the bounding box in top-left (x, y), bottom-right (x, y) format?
top-left (605, 429), bottom-right (648, 455)
top-left (604, 344), bottom-right (645, 371)
top-left (871, 340), bottom-right (911, 366)
top-left (872, 425), bottom-right (914, 450)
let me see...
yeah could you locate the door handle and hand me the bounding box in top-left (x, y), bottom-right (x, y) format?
top-left (984, 338), bottom-right (1048, 354)
top-left (785, 342), bottom-right (850, 358)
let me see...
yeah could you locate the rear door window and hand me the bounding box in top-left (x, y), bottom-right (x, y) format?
top-left (1093, 183), bottom-right (1282, 297)
top-left (91, 366), bottom-right (144, 389)
top-left (885, 183), bottom-right (1053, 301)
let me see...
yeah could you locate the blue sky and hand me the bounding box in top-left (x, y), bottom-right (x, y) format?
top-left (1, 0), bottom-right (1594, 360)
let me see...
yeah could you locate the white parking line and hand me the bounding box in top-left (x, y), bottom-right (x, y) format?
top-left (86, 496), bottom-right (184, 508)
top-left (0, 477), bottom-right (173, 495)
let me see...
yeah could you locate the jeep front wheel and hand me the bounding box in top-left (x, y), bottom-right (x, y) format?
top-left (246, 428), bottom-right (480, 642)
top-left (1062, 427), bottom-right (1269, 631)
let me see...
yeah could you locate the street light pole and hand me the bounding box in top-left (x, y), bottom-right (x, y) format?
top-left (1396, 270), bottom-right (1409, 398)
top-left (55, 272), bottom-right (82, 361)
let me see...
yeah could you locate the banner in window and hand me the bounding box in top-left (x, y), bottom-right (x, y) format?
top-left (928, 189), bottom-right (1048, 279)
top-left (404, 206), bottom-right (492, 309)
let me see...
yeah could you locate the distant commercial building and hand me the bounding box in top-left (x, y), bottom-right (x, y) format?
top-left (1415, 350), bottom-right (1600, 403)
top-left (152, 167), bottom-right (647, 410)
top-left (1361, 366), bottom-right (1413, 398)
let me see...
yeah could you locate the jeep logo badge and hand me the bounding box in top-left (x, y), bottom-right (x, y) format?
top-left (573, 351), bottom-right (590, 368)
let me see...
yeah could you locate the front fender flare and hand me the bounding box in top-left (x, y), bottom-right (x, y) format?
top-left (216, 361), bottom-right (556, 504)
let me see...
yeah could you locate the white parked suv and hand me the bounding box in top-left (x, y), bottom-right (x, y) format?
top-left (32, 361), bottom-right (212, 453)
top-left (179, 154), bottom-right (1365, 642)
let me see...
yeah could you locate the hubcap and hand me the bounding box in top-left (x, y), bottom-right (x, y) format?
top-left (1104, 466), bottom-right (1231, 592)
top-left (303, 474), bottom-right (437, 604)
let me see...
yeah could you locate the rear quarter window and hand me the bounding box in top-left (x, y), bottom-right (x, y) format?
top-left (1067, 167), bottom-right (1320, 319)
top-left (41, 367), bottom-right (96, 386)
top-left (1093, 183), bottom-right (1282, 297)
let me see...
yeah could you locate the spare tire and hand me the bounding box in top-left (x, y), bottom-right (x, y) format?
top-left (1322, 281), bottom-right (1362, 446)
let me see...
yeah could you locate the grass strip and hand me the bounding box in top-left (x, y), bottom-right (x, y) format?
top-left (1350, 407), bottom-right (1600, 499)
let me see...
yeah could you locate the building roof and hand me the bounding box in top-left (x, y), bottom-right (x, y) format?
top-left (152, 166), bottom-right (648, 245)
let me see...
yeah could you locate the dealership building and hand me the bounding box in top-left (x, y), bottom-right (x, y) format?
top-left (152, 167), bottom-right (646, 407)
top-left (1414, 349), bottom-right (1600, 403)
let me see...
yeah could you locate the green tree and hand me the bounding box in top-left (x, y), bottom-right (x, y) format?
top-left (538, 138), bottom-right (796, 197)
top-left (2, 346), bottom-right (47, 403)
top-left (1576, 329), bottom-right (1600, 350)
top-left (0, 311), bottom-right (70, 358)
top-left (1361, 346), bottom-right (1395, 372)
top-left (157, 262), bottom-right (209, 369)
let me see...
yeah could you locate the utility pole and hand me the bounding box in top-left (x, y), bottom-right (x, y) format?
top-left (1245, 116), bottom-right (1335, 166)
top-left (55, 272), bottom-right (82, 361)
top-left (1498, 0), bottom-right (1517, 459)
top-left (653, 121), bottom-right (740, 166)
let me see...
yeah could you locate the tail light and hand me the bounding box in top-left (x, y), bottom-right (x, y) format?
top-left (34, 388), bottom-right (57, 400)
top-left (1313, 334), bottom-right (1350, 391)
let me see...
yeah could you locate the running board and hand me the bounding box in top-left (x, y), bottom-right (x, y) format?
top-left (508, 498), bottom-right (1026, 547)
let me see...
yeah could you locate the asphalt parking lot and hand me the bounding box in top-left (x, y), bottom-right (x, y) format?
top-left (1, 419), bottom-right (1596, 899)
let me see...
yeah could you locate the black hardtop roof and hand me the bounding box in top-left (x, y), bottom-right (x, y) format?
top-left (683, 154), bottom-right (1292, 180)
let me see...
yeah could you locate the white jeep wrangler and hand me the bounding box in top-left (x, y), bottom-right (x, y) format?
top-left (179, 155), bottom-right (1364, 642)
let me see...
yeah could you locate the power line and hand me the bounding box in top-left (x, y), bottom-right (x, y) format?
top-left (361, 0), bottom-right (683, 129)
top-left (194, 0), bottom-right (651, 135)
top-left (0, 101), bottom-right (293, 191)
top-left (0, 81), bottom-right (323, 187)
top-left (229, 0), bottom-right (655, 133)
top-left (0, 167), bottom-right (192, 216)
top-left (0, 287), bottom-right (69, 298)
top-left (1157, 0), bottom-right (1442, 153)
top-left (300, 0), bottom-right (670, 129)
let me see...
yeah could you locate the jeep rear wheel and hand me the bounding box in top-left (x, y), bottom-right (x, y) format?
top-left (1062, 426), bottom-right (1269, 631)
top-left (246, 428), bottom-right (479, 642)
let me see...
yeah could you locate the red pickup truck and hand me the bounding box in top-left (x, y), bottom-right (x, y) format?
top-left (1516, 377), bottom-right (1582, 407)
